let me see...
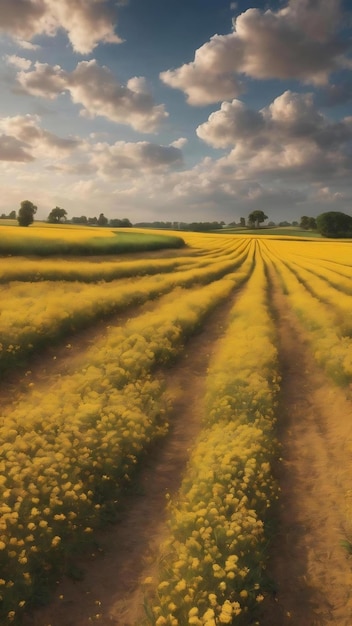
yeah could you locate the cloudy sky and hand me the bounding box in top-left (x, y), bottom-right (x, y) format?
top-left (0, 0), bottom-right (351, 224)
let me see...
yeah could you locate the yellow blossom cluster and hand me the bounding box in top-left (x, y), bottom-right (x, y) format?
top-left (0, 240), bottom-right (253, 375)
top-left (149, 249), bottom-right (279, 625)
top-left (0, 242), bottom-right (255, 623)
top-left (261, 240), bottom-right (352, 386)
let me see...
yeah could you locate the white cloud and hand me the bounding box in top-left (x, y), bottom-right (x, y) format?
top-left (161, 0), bottom-right (350, 105)
top-left (90, 140), bottom-right (183, 177)
top-left (0, 135), bottom-right (34, 162)
top-left (17, 62), bottom-right (68, 99)
top-left (196, 91), bottom-right (352, 182)
top-left (14, 39), bottom-right (41, 51)
top-left (196, 99), bottom-right (264, 148)
top-left (16, 60), bottom-right (168, 132)
top-left (4, 55), bottom-right (33, 70)
top-left (170, 137), bottom-right (188, 149)
top-left (160, 33), bottom-right (244, 105)
top-left (68, 62), bottom-right (167, 132)
top-left (0, 0), bottom-right (121, 54)
top-left (314, 185), bottom-right (345, 202)
top-left (0, 114), bottom-right (81, 160)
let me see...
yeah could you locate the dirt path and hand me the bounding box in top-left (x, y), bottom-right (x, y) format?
top-left (261, 267), bottom-right (352, 625)
top-left (22, 294), bottom-right (237, 626)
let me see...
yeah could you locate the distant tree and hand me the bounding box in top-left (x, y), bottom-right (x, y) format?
top-left (248, 210), bottom-right (268, 228)
top-left (316, 211), bottom-right (352, 237)
top-left (120, 218), bottom-right (132, 227)
top-left (240, 217), bottom-right (246, 227)
top-left (48, 206), bottom-right (67, 223)
top-left (18, 200), bottom-right (37, 227)
top-left (97, 213), bottom-right (108, 226)
top-left (88, 216), bottom-right (98, 225)
top-left (267, 221), bottom-right (276, 227)
top-left (1, 210), bottom-right (17, 219)
top-left (300, 216), bottom-right (317, 229)
top-left (71, 216), bottom-right (88, 224)
top-left (110, 218), bottom-right (128, 227)
top-left (292, 221), bottom-right (299, 226)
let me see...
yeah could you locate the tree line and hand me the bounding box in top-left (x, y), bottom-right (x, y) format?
top-left (2, 202), bottom-right (132, 228)
top-left (2, 201), bottom-right (352, 238)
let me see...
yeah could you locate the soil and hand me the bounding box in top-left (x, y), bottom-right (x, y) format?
top-left (260, 267), bottom-right (352, 626)
top-left (13, 262), bottom-right (352, 626)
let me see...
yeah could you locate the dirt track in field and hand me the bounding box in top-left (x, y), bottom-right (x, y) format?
top-left (260, 267), bottom-right (352, 626)
top-left (22, 292), bottom-right (237, 626)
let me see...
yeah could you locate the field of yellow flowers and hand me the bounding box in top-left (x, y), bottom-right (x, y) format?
top-left (0, 227), bottom-right (352, 625)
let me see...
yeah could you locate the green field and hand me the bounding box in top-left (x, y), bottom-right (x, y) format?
top-left (0, 223), bottom-right (185, 256)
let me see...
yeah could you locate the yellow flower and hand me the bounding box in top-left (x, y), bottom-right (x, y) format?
top-left (51, 536), bottom-right (61, 547)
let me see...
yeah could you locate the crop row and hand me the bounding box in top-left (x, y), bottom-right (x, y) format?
top-left (147, 247), bottom-right (279, 625)
top-left (0, 253), bottom-right (255, 624)
top-left (260, 242), bottom-right (352, 386)
top-left (0, 240), bottom-right (252, 375)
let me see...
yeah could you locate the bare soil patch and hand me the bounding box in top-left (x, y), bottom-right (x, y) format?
top-left (261, 268), bottom-right (352, 625)
top-left (22, 293), bottom-right (237, 626)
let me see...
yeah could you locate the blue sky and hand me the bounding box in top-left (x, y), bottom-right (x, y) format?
top-left (0, 0), bottom-right (351, 223)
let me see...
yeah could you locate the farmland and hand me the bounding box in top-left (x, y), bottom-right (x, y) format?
top-left (0, 226), bottom-right (352, 625)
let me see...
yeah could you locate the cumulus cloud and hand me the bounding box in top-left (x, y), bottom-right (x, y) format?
top-left (197, 91), bottom-right (352, 190)
top-left (17, 62), bottom-right (67, 98)
top-left (15, 39), bottom-right (41, 51)
top-left (161, 0), bottom-right (350, 105)
top-left (170, 137), bottom-right (188, 149)
top-left (90, 140), bottom-right (183, 177)
top-left (160, 34), bottom-right (244, 105)
top-left (196, 91), bottom-right (352, 181)
top-left (4, 55), bottom-right (33, 70)
top-left (0, 135), bottom-right (34, 162)
top-left (196, 99), bottom-right (264, 148)
top-left (0, 114), bottom-right (81, 160)
top-left (0, 0), bottom-right (121, 54)
top-left (16, 60), bottom-right (168, 132)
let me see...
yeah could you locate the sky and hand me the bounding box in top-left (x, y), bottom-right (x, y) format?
top-left (0, 0), bottom-right (352, 224)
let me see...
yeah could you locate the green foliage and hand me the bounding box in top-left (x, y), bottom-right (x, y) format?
top-left (47, 207), bottom-right (67, 223)
top-left (0, 210), bottom-right (16, 220)
top-left (17, 200), bottom-right (37, 227)
top-left (97, 213), bottom-right (108, 226)
top-left (248, 210), bottom-right (268, 228)
top-left (109, 218), bottom-right (132, 227)
top-left (316, 211), bottom-right (352, 238)
top-left (300, 215), bottom-right (317, 230)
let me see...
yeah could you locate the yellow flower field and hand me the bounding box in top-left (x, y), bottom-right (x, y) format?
top-left (0, 227), bottom-right (351, 624)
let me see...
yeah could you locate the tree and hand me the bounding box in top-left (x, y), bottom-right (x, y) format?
top-left (18, 200), bottom-right (37, 227)
top-left (300, 215), bottom-right (317, 230)
top-left (248, 210), bottom-right (268, 228)
top-left (97, 213), bottom-right (108, 226)
top-left (240, 217), bottom-right (246, 227)
top-left (316, 211), bottom-right (352, 238)
top-left (110, 218), bottom-right (132, 227)
top-left (47, 206), bottom-right (67, 223)
top-left (71, 215), bottom-right (88, 224)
